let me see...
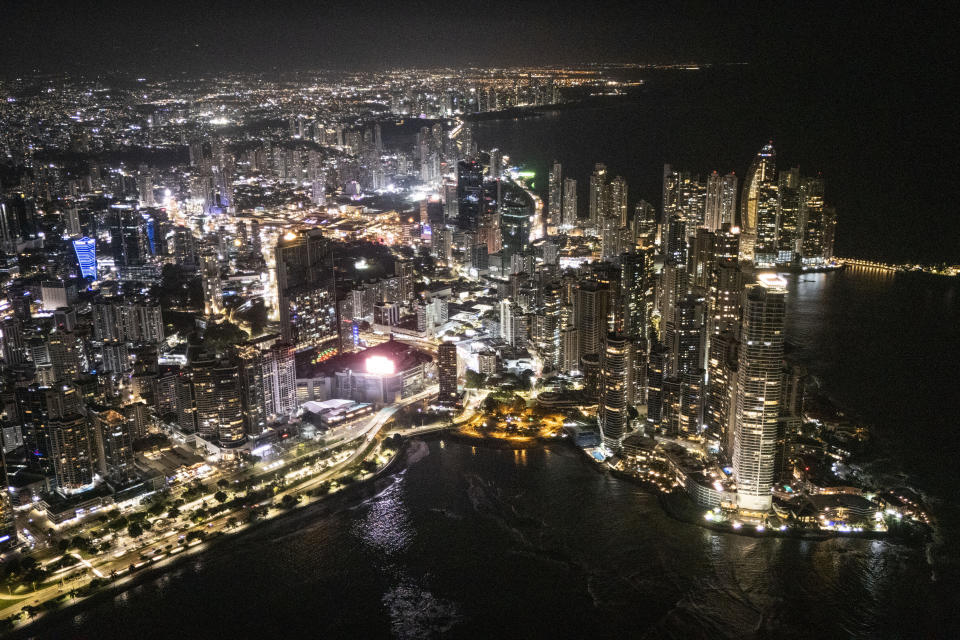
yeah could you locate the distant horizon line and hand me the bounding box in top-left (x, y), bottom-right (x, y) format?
top-left (0, 62), bottom-right (752, 82)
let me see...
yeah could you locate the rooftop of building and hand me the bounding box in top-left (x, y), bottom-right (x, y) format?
top-left (296, 338), bottom-right (432, 379)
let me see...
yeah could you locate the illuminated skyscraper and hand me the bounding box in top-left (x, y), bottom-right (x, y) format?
top-left (275, 229), bottom-right (339, 353)
top-left (547, 161), bottom-right (562, 234)
top-left (754, 180), bottom-right (781, 267)
top-left (599, 332), bottom-right (628, 451)
top-left (733, 274), bottom-right (787, 511)
top-left (576, 280), bottom-right (610, 359)
top-left (0, 317), bottom-right (26, 365)
top-left (609, 176), bottom-right (629, 227)
top-left (179, 359), bottom-right (246, 448)
top-left (201, 252), bottom-right (223, 316)
top-left (560, 324), bottom-right (579, 374)
top-left (562, 178), bottom-right (577, 228)
top-left (499, 300), bottom-right (527, 347)
top-left (72, 236), bottom-right (97, 279)
top-left (46, 330), bottom-right (86, 383)
top-left (688, 228), bottom-right (715, 291)
top-left (657, 260), bottom-right (687, 341)
top-left (775, 167), bottom-right (801, 263)
top-left (739, 142), bottom-right (776, 262)
top-left (633, 200), bottom-right (656, 245)
top-left (541, 282), bottom-right (563, 370)
top-left (601, 176), bottom-right (628, 261)
top-left (663, 166), bottom-right (705, 234)
top-left (662, 165), bottom-right (681, 222)
top-left (137, 172), bottom-right (155, 208)
top-left (705, 171), bottom-right (738, 231)
top-left (666, 293), bottom-right (706, 380)
top-left (65, 206), bottom-right (82, 237)
top-left (823, 205), bottom-right (837, 260)
top-left (708, 258), bottom-right (743, 336)
top-left (588, 163), bottom-right (608, 234)
top-left (705, 330), bottom-right (739, 455)
top-left (621, 248), bottom-right (656, 343)
top-left (89, 407), bottom-right (136, 483)
top-left (645, 344), bottom-right (666, 430)
top-left (438, 341), bottom-right (458, 404)
top-left (0, 449), bottom-right (15, 550)
top-left (799, 176), bottom-right (827, 264)
top-left (49, 413), bottom-right (95, 492)
top-left (664, 214), bottom-right (687, 264)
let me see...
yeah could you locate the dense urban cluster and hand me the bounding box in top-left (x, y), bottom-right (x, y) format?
top-left (0, 66), bottom-right (920, 628)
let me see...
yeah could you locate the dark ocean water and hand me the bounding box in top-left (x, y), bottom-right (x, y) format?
top-left (471, 70), bottom-right (956, 264)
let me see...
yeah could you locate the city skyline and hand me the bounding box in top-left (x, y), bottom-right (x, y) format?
top-left (0, 6), bottom-right (957, 636)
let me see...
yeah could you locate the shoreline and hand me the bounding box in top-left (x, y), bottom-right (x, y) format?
top-left (463, 93), bottom-right (642, 123)
top-left (439, 429), bottom-right (545, 449)
top-left (5, 440), bottom-right (414, 638)
top-left (9, 428), bottom-right (930, 636)
top-left (419, 430), bottom-right (930, 545)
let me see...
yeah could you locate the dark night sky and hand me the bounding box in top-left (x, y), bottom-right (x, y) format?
top-left (1, 2), bottom-right (951, 76)
top-left (3, 1), bottom-right (957, 261)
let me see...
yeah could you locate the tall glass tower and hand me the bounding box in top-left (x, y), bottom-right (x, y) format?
top-left (739, 142), bottom-right (776, 262)
top-left (72, 236), bottom-right (97, 280)
top-left (547, 161), bottom-right (562, 234)
top-left (733, 274), bottom-right (787, 511)
top-left (599, 332), bottom-right (628, 452)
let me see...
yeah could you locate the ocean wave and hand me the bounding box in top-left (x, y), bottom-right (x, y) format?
top-left (382, 575), bottom-right (461, 638)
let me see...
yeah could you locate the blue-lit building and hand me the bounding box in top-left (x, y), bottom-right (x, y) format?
top-left (72, 237), bottom-right (97, 280)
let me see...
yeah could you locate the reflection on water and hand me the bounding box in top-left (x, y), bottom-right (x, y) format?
top-left (353, 475), bottom-right (414, 556)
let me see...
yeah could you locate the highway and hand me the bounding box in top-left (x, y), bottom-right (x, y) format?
top-left (1, 385), bottom-right (440, 626)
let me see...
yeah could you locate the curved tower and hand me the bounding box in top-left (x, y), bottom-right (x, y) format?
top-left (738, 142), bottom-right (776, 262)
top-left (599, 332), bottom-right (629, 452)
